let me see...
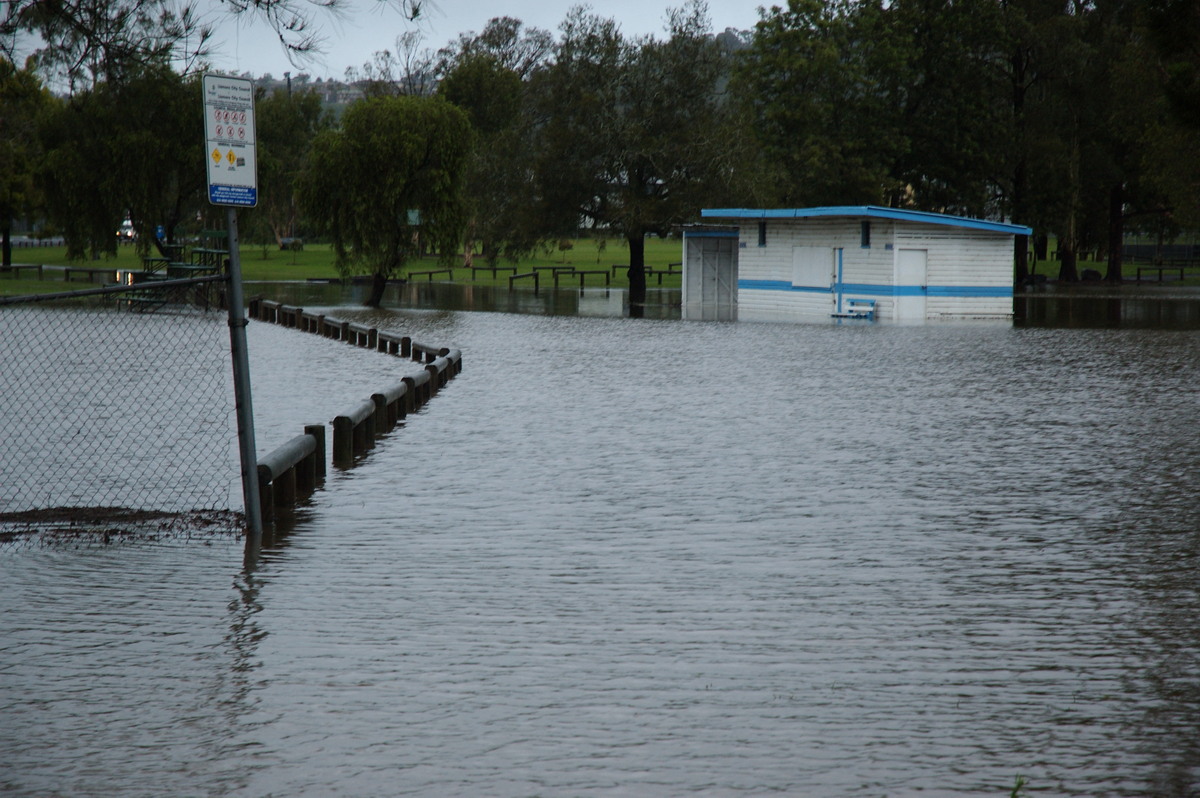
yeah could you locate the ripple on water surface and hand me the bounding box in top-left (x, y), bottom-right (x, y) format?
top-left (3, 311), bottom-right (1199, 796)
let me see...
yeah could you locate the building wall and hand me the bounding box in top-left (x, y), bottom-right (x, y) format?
top-left (734, 218), bottom-right (1014, 321)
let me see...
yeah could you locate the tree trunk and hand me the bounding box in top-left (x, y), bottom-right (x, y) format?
top-left (366, 271), bottom-right (387, 307)
top-left (2, 225), bottom-right (11, 269)
top-left (1010, 48), bottom-right (1030, 285)
top-left (1011, 157), bottom-right (1030, 284)
top-left (626, 231), bottom-right (646, 312)
top-left (1106, 182), bottom-right (1124, 282)
top-left (1058, 237), bottom-right (1079, 282)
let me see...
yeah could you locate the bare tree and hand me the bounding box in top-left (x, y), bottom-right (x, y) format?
top-left (346, 30), bottom-right (437, 96)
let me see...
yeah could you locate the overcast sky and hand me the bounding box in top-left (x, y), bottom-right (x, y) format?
top-left (207, 0), bottom-right (763, 80)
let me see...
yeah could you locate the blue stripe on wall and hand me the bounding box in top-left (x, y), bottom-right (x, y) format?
top-left (738, 280), bottom-right (1012, 299)
top-left (739, 280), bottom-right (830, 293)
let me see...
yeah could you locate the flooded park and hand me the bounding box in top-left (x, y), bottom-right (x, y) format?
top-left (2, 282), bottom-right (1199, 796)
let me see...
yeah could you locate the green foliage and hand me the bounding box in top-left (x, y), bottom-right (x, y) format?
top-left (439, 50), bottom-right (544, 265)
top-left (439, 53), bottom-right (522, 135)
top-left (296, 95), bottom-right (473, 294)
top-left (0, 58), bottom-right (50, 265)
top-left (736, 0), bottom-right (1200, 280)
top-left (527, 0), bottom-right (740, 270)
top-left (36, 64), bottom-right (203, 259)
top-left (735, 0), bottom-right (907, 206)
top-left (250, 87), bottom-right (331, 246)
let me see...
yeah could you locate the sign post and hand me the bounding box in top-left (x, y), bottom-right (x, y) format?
top-left (204, 73), bottom-right (262, 544)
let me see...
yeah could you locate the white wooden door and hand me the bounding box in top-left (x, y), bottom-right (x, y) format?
top-left (895, 248), bottom-right (928, 321)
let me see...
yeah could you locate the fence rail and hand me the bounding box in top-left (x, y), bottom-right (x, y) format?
top-left (249, 298), bottom-right (463, 520)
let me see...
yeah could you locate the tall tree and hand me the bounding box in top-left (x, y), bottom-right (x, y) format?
top-left (888, 0), bottom-right (1010, 217)
top-left (437, 17), bottom-right (554, 265)
top-left (0, 57), bottom-right (49, 268)
top-left (734, 0), bottom-right (907, 206)
top-left (37, 64), bottom-right (204, 259)
top-left (439, 51), bottom-right (538, 265)
top-left (297, 95), bottom-right (473, 307)
top-left (437, 15), bottom-right (554, 79)
top-left (530, 1), bottom-right (738, 306)
top-left (253, 86), bottom-right (329, 248)
top-left (997, 0), bottom-right (1068, 282)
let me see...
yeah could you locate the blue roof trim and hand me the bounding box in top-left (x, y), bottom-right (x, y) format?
top-left (701, 206), bottom-right (1032, 236)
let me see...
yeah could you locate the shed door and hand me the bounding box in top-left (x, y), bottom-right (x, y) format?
top-left (684, 234), bottom-right (737, 321)
top-left (895, 248), bottom-right (928, 321)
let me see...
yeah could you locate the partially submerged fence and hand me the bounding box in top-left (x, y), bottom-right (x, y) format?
top-left (248, 298), bottom-right (462, 523)
top-left (0, 276), bottom-right (243, 541)
top-left (0, 286), bottom-right (463, 539)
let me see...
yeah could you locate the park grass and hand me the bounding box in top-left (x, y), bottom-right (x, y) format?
top-left (0, 236), bottom-right (685, 297)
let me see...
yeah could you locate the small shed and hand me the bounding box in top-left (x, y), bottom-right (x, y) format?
top-left (686, 206), bottom-right (1032, 322)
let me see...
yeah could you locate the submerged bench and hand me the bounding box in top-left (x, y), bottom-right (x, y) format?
top-left (832, 298), bottom-right (876, 320)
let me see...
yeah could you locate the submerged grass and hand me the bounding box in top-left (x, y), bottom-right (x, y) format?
top-left (4, 236), bottom-right (1196, 297)
top-left (0, 237), bottom-right (685, 296)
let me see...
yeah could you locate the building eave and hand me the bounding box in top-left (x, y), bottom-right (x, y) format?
top-left (700, 206), bottom-right (1033, 237)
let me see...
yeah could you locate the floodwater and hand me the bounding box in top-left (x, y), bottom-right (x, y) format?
top-left (3, 285), bottom-right (1200, 797)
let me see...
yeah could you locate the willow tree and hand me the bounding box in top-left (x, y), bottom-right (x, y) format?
top-left (297, 95), bottom-right (472, 307)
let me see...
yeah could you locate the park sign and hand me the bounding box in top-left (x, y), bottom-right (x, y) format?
top-left (203, 74), bottom-right (257, 207)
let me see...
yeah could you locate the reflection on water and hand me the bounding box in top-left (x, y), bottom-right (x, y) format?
top-left (2, 292), bottom-right (1200, 796)
top-left (1017, 285), bottom-right (1200, 328)
top-left (259, 279), bottom-right (1200, 329)
top-left (258, 280), bottom-right (684, 320)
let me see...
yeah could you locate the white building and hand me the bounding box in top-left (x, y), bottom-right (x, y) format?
top-left (683, 206), bottom-right (1032, 322)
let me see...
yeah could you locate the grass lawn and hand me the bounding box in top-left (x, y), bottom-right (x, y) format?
top-left (0, 236), bottom-right (686, 297)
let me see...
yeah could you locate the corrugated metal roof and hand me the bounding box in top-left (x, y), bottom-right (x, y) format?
top-left (701, 206), bottom-right (1033, 236)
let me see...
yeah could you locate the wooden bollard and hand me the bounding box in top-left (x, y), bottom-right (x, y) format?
top-left (426, 357), bottom-right (450, 392)
top-left (371, 382), bottom-right (408, 432)
top-left (332, 398), bottom-right (376, 467)
top-left (304, 424), bottom-right (326, 480)
top-left (401, 370), bottom-right (431, 409)
top-left (257, 432), bottom-right (318, 522)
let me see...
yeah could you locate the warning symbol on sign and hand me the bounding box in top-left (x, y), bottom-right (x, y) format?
top-left (204, 73), bottom-right (257, 207)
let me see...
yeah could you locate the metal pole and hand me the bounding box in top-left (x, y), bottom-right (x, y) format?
top-left (226, 207), bottom-right (263, 541)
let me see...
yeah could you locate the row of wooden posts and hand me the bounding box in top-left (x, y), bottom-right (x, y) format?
top-left (247, 298), bottom-right (463, 523)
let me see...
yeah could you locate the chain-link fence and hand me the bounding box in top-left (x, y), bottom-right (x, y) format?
top-left (1, 277), bottom-right (244, 546)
